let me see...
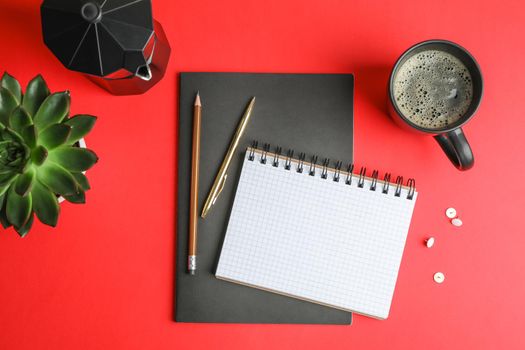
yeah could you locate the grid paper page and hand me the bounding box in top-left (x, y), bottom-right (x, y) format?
top-left (216, 150), bottom-right (418, 319)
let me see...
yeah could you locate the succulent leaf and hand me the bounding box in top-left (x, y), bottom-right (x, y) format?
top-left (72, 172), bottom-right (90, 190)
top-left (22, 75), bottom-right (50, 117)
top-left (14, 167), bottom-right (35, 197)
top-left (0, 173), bottom-right (17, 188)
top-left (31, 180), bottom-right (59, 227)
top-left (0, 205), bottom-right (10, 228)
top-left (63, 188), bottom-right (86, 204)
top-left (33, 91), bottom-right (70, 131)
top-left (1, 127), bottom-right (24, 143)
top-left (1, 73), bottom-right (22, 104)
top-left (0, 87), bottom-right (19, 127)
top-left (15, 212), bottom-right (34, 237)
top-left (0, 139), bottom-right (30, 174)
top-left (9, 107), bottom-right (32, 135)
top-left (21, 125), bottom-right (37, 149)
top-left (47, 147), bottom-right (98, 172)
top-left (37, 162), bottom-right (78, 196)
top-left (64, 115), bottom-right (97, 145)
top-left (39, 124), bottom-right (71, 150)
top-left (6, 187), bottom-right (32, 228)
top-left (31, 145), bottom-right (48, 166)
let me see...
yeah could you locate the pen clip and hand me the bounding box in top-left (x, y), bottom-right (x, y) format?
top-left (212, 174), bottom-right (228, 205)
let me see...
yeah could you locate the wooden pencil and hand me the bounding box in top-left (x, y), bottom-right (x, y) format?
top-left (188, 92), bottom-right (201, 275)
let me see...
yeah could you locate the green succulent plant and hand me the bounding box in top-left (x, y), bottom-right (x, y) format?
top-left (0, 72), bottom-right (98, 237)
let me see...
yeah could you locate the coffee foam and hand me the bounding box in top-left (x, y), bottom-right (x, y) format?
top-left (393, 50), bottom-right (473, 130)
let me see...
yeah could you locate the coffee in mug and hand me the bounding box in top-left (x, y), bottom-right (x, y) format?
top-left (388, 40), bottom-right (483, 171)
top-left (393, 50), bottom-right (473, 130)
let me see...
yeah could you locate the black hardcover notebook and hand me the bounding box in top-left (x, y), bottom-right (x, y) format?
top-left (176, 73), bottom-right (354, 323)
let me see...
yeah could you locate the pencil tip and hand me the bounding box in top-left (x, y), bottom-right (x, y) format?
top-left (195, 92), bottom-right (201, 106)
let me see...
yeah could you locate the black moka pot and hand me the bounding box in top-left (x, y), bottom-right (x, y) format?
top-left (41, 0), bottom-right (171, 95)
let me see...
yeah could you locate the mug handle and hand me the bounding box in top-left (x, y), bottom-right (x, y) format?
top-left (434, 128), bottom-right (474, 171)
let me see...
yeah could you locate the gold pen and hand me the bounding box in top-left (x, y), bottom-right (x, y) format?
top-left (201, 97), bottom-right (256, 218)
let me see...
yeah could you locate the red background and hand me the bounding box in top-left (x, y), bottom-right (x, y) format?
top-left (1, 0), bottom-right (524, 349)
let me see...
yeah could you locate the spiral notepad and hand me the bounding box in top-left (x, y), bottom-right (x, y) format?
top-left (216, 143), bottom-right (418, 319)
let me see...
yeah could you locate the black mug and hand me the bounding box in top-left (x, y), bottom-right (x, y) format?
top-left (388, 40), bottom-right (483, 170)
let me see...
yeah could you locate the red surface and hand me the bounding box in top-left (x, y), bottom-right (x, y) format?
top-left (1, 0), bottom-right (524, 349)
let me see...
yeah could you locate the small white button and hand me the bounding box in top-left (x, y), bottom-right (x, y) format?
top-left (451, 218), bottom-right (463, 227)
top-left (425, 237), bottom-right (435, 248)
top-left (446, 207), bottom-right (457, 219)
top-left (434, 272), bottom-right (445, 283)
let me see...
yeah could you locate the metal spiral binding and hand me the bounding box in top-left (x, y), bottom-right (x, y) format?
top-left (248, 141), bottom-right (257, 161)
top-left (345, 163), bottom-right (354, 185)
top-left (333, 161), bottom-right (342, 182)
top-left (382, 173), bottom-right (391, 194)
top-left (309, 155), bottom-right (318, 176)
top-left (248, 141), bottom-right (416, 199)
top-left (407, 178), bottom-right (416, 200)
top-left (285, 149), bottom-right (294, 170)
top-left (370, 170), bottom-right (379, 191)
top-left (272, 146), bottom-right (282, 167)
top-left (297, 152), bottom-right (305, 173)
top-left (358, 167), bottom-right (366, 188)
top-left (260, 143), bottom-right (270, 164)
top-left (394, 176), bottom-right (404, 197)
top-left (321, 158), bottom-right (330, 179)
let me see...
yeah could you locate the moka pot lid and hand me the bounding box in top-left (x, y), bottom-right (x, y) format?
top-left (41, 0), bottom-right (155, 78)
